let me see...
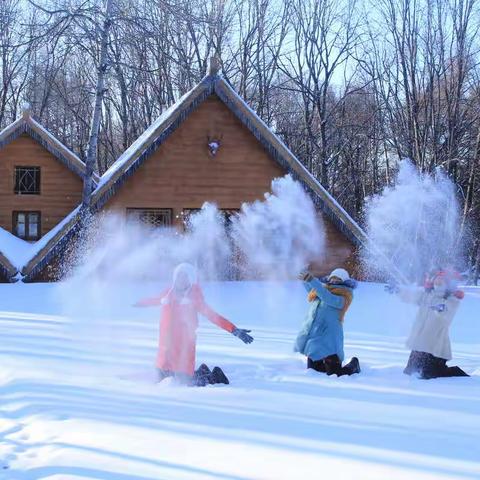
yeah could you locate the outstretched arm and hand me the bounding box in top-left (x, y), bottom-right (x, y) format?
top-left (195, 288), bottom-right (236, 332)
top-left (195, 288), bottom-right (254, 343)
top-left (197, 300), bottom-right (236, 333)
top-left (305, 278), bottom-right (345, 309)
top-left (134, 289), bottom-right (169, 307)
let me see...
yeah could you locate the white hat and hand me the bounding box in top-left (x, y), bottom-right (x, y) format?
top-left (172, 262), bottom-right (197, 287)
top-left (328, 268), bottom-right (350, 283)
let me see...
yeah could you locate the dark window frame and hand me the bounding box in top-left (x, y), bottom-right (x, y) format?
top-left (14, 166), bottom-right (41, 195)
top-left (126, 208), bottom-right (173, 228)
top-left (12, 211), bottom-right (42, 241)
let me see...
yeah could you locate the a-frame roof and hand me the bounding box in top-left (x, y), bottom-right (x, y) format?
top-left (0, 106), bottom-right (99, 281)
top-left (0, 106), bottom-right (99, 183)
top-left (20, 69), bottom-right (369, 282)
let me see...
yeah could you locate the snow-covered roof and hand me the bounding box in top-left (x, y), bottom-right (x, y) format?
top-left (0, 107), bottom-right (99, 184)
top-left (0, 207), bottom-right (81, 282)
top-left (0, 107), bottom-right (99, 281)
top-left (213, 79), bottom-right (368, 246)
top-left (98, 89), bottom-right (196, 190)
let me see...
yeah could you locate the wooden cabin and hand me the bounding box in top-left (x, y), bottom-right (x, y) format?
top-left (0, 107), bottom-right (96, 281)
top-left (4, 61), bottom-right (368, 282)
top-left (98, 96), bottom-right (357, 277)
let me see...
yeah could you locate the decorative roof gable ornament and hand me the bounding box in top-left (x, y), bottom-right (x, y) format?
top-left (207, 134), bottom-right (223, 157)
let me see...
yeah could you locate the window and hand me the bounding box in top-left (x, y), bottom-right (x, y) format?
top-left (126, 208), bottom-right (173, 228)
top-left (14, 166), bottom-right (41, 195)
top-left (13, 211), bottom-right (41, 240)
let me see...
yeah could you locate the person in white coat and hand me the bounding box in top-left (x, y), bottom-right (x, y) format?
top-left (388, 270), bottom-right (469, 379)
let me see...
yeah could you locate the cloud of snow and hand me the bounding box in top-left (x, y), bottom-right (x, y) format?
top-left (56, 175), bottom-right (325, 374)
top-left (65, 203), bottom-right (232, 284)
top-left (230, 175), bottom-right (325, 279)
top-left (61, 174), bottom-right (324, 286)
top-left (362, 160), bottom-right (467, 283)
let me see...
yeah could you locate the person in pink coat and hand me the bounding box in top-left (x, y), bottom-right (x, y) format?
top-left (135, 263), bottom-right (253, 385)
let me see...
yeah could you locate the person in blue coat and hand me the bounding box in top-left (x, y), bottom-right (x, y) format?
top-left (295, 268), bottom-right (360, 376)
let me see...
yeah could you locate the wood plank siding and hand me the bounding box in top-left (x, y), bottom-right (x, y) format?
top-left (0, 134), bottom-right (83, 237)
top-left (105, 95), bottom-right (357, 276)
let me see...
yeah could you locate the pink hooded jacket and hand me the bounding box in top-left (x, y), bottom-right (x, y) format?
top-left (137, 264), bottom-right (236, 376)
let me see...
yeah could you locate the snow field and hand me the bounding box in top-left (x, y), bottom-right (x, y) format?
top-left (0, 281), bottom-right (479, 479)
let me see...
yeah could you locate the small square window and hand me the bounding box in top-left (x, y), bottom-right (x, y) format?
top-left (13, 211), bottom-right (41, 240)
top-left (14, 166), bottom-right (41, 194)
top-left (126, 208), bottom-right (173, 228)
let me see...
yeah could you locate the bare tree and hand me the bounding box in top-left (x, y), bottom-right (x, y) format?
top-left (278, 0), bottom-right (363, 187)
top-left (82, 0), bottom-right (113, 208)
top-left (2, 0), bottom-right (480, 276)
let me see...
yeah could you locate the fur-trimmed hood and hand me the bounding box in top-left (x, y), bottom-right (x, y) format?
top-left (319, 276), bottom-right (357, 290)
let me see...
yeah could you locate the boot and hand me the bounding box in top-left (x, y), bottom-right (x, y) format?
top-left (195, 363), bottom-right (211, 377)
top-left (156, 369), bottom-right (172, 383)
top-left (341, 357), bottom-right (361, 375)
top-left (444, 366), bottom-right (470, 377)
top-left (404, 351), bottom-right (424, 376)
top-left (324, 355), bottom-right (342, 376)
top-left (404, 351), bottom-right (437, 378)
top-left (325, 355), bottom-right (361, 377)
top-left (210, 366), bottom-right (230, 385)
top-left (192, 364), bottom-right (212, 386)
top-left (307, 357), bottom-right (326, 373)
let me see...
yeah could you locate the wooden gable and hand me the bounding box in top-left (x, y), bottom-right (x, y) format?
top-left (0, 133), bottom-right (83, 237)
top-left (103, 95), bottom-right (357, 277)
top-left (104, 95), bottom-right (285, 216)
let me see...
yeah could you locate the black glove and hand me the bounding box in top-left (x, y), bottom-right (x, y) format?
top-left (384, 284), bottom-right (399, 294)
top-left (299, 270), bottom-right (314, 282)
top-left (232, 328), bottom-right (254, 344)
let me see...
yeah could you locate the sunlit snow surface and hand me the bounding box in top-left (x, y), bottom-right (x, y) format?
top-left (0, 281), bottom-right (479, 480)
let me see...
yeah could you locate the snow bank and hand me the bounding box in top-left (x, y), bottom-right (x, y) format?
top-left (0, 281), bottom-right (479, 479)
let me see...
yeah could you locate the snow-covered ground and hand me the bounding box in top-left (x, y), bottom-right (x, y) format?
top-left (1, 281), bottom-right (479, 480)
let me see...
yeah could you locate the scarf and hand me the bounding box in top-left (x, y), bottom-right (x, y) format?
top-left (161, 285), bottom-right (194, 306)
top-left (308, 285), bottom-right (353, 323)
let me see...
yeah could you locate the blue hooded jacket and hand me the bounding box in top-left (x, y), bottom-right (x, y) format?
top-left (294, 277), bottom-right (354, 362)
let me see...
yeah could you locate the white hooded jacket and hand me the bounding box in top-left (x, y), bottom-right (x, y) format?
top-left (400, 287), bottom-right (461, 360)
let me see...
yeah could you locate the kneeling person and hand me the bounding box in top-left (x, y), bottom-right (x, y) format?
top-left (391, 270), bottom-right (469, 379)
top-left (295, 268), bottom-right (360, 376)
top-left (135, 263), bottom-right (253, 386)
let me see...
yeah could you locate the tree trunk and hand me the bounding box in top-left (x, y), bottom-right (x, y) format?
top-left (82, 0), bottom-right (113, 209)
